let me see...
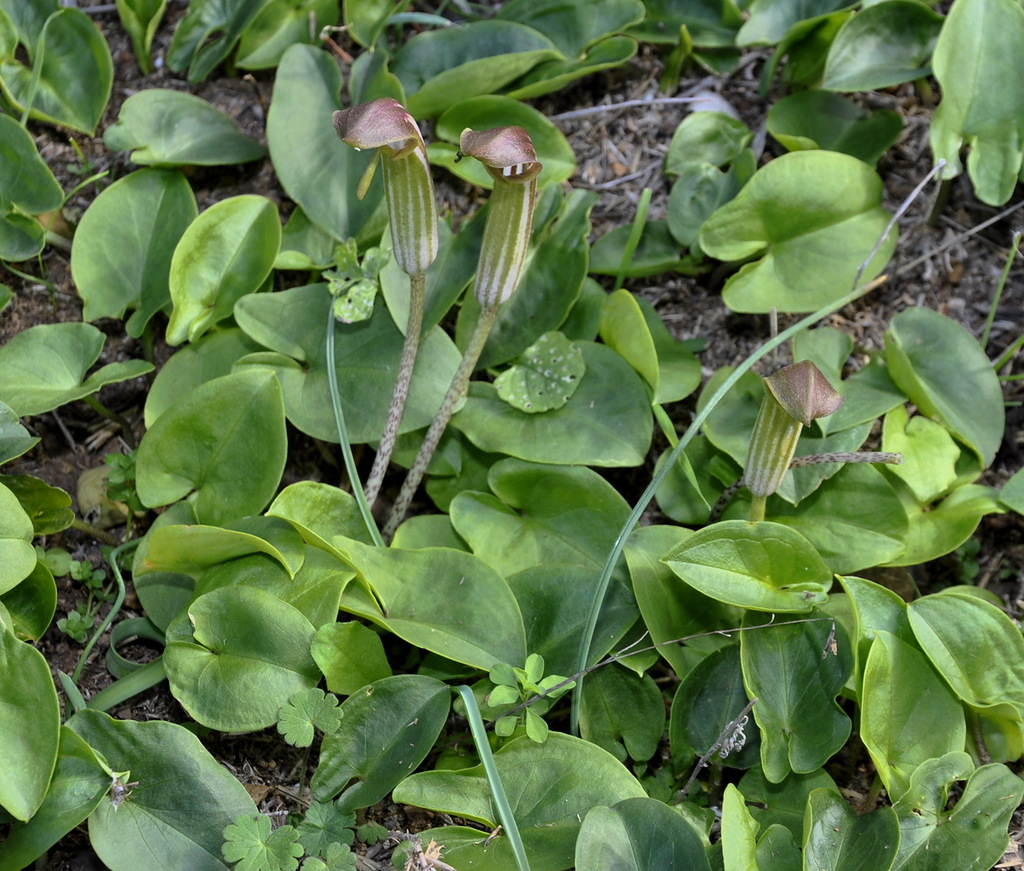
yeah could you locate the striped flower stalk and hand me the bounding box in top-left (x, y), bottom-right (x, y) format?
top-left (384, 126), bottom-right (541, 541)
top-left (745, 360), bottom-right (844, 521)
top-left (332, 99), bottom-right (438, 506)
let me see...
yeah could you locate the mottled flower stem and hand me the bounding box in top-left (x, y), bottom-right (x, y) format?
top-left (383, 303), bottom-right (499, 542)
top-left (364, 270), bottom-right (426, 508)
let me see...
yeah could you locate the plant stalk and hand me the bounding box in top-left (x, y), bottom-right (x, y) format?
top-left (364, 270), bottom-right (426, 507)
top-left (383, 303), bottom-right (499, 541)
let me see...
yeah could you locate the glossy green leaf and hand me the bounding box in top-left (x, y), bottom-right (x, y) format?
top-left (575, 797), bottom-right (711, 871)
top-left (820, 357), bottom-right (906, 435)
top-left (0, 7), bottom-right (112, 133)
top-left (276, 206), bottom-right (336, 271)
top-left (580, 664), bottom-right (665, 763)
top-left (311, 675), bottom-right (449, 810)
top-left (838, 575), bottom-right (913, 689)
top-left (166, 195), bottom-right (280, 345)
top-left (776, 422), bottom-right (873, 506)
top-left (892, 755), bottom-right (1023, 871)
top-left (497, 0), bottom-right (643, 56)
top-left (0, 323), bottom-right (153, 417)
top-left (699, 151), bottom-right (896, 313)
top-left (267, 480), bottom-right (376, 548)
top-left (0, 113), bottom-right (63, 261)
top-left (721, 784), bottom-right (759, 871)
top-left (71, 168), bottom-right (197, 336)
top-left (630, 0), bottom-right (743, 45)
top-left (589, 220), bottom-right (693, 278)
top-left (68, 710), bottom-right (257, 871)
top-left (767, 463), bottom-right (908, 574)
top-left (394, 733), bottom-right (646, 870)
top-left (166, 0), bottom-right (272, 83)
top-left (431, 96), bottom-right (575, 189)
top-left (449, 459), bottom-right (630, 576)
top-left (738, 0), bottom-right (852, 45)
top-left (881, 405), bottom-right (960, 503)
top-left (0, 620), bottom-right (60, 821)
top-left (741, 613), bottom-right (853, 782)
top-left (0, 725), bottom-right (110, 869)
top-left (392, 21), bottom-right (561, 118)
top-left (0, 400), bottom-right (38, 465)
top-left (665, 111), bottom-right (752, 175)
top-left (860, 631), bottom-right (966, 801)
top-left (663, 520), bottom-right (832, 612)
top-left (144, 327), bottom-right (263, 427)
top-left (506, 34), bottom-right (639, 101)
top-left (452, 342), bottom-right (653, 467)
top-left (0, 473), bottom-right (72, 535)
top-left (135, 370), bottom-right (287, 525)
top-left (1, 558), bottom-right (56, 641)
top-left (803, 789), bottom-right (899, 871)
top-left (266, 44), bottom-right (385, 245)
top-left (739, 767), bottom-right (841, 839)
top-left (908, 591), bottom-right (1024, 712)
top-left (931, 0), bottom-right (1024, 205)
top-left (164, 585), bottom-right (319, 731)
top-left (311, 621), bottom-right (392, 696)
top-left (332, 536), bottom-right (527, 670)
top-left (1002, 466), bottom-right (1024, 513)
top-left (342, 0), bottom-right (410, 48)
top-left (767, 91), bottom-right (902, 165)
top-left (103, 90), bottom-right (265, 166)
top-left (822, 0), bottom-right (942, 90)
top-left (667, 161), bottom-right (747, 249)
top-left (234, 285), bottom-right (460, 444)
top-left (884, 307), bottom-right (1004, 468)
top-left (115, 0), bottom-right (166, 73)
top-left (671, 642), bottom-right (761, 770)
top-left (236, 0), bottom-right (338, 70)
top-left (493, 332), bottom-right (585, 413)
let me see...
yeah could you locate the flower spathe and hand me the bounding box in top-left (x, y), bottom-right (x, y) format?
top-left (332, 98), bottom-right (438, 277)
top-left (458, 126), bottom-right (542, 307)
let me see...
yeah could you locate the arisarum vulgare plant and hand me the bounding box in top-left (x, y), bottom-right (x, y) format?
top-left (332, 98), bottom-right (439, 507)
top-left (383, 126), bottom-right (542, 540)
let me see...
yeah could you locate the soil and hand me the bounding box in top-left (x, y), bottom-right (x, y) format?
top-left (1, 1), bottom-right (1023, 869)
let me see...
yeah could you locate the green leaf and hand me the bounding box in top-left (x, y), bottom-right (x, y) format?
top-left (739, 768), bottom-right (841, 839)
top-left (452, 342), bottom-right (653, 467)
top-left (580, 664), bottom-right (665, 763)
top-left (737, 0), bottom-right (852, 46)
top-left (699, 151), bottom-right (896, 313)
top-left (0, 114), bottom-right (63, 261)
top-left (665, 111), bottom-right (752, 175)
top-left (838, 575), bottom-right (914, 689)
top-left (505, 34), bottom-right (639, 101)
top-left (908, 591), bottom-right (1024, 712)
top-left (892, 756), bottom-right (1024, 871)
top-left (0, 482), bottom-right (41, 596)
top-left (222, 815), bottom-right (303, 871)
top-left (0, 399), bottom-right (39, 464)
top-left (575, 797), bottom-right (711, 871)
top-left (767, 90), bottom-right (902, 165)
top-left (234, 285), bottom-right (460, 444)
top-left (166, 0), bottom-right (272, 83)
top-left (392, 20), bottom-right (561, 118)
top-left (803, 789), bottom-right (899, 871)
top-left (881, 406), bottom-right (960, 503)
top-left (0, 621), bottom-right (61, 821)
top-left (332, 537), bottom-right (527, 670)
top-left (630, 0), bottom-right (743, 45)
top-left (721, 784), bottom-right (759, 871)
top-left (493, 331), bottom-right (585, 413)
top-left (431, 96), bottom-right (576, 189)
top-left (741, 613), bottom-right (853, 782)
top-left (164, 585), bottom-right (320, 731)
top-left (860, 631), bottom-right (966, 801)
top-left (266, 44), bottom-right (384, 246)
top-left (71, 168), bottom-right (197, 336)
top-left (311, 621), bottom-right (392, 697)
top-left (0, 726), bottom-right (110, 869)
top-left (589, 219), bottom-right (693, 278)
top-left (311, 675), bottom-right (450, 811)
top-left (0, 322), bottom-right (153, 418)
top-left (114, 0), bottom-right (166, 74)
top-left (884, 307), bottom-right (1004, 468)
top-left (0, 7), bottom-right (112, 133)
top-left (135, 370), bottom-right (286, 525)
top-left (166, 195), bottom-right (281, 345)
top-left (930, 0), bottom-right (1024, 205)
top-left (0, 473), bottom-right (72, 534)
top-left (296, 801), bottom-right (354, 858)
top-left (236, 0), bottom-right (338, 70)
top-left (822, 0), bottom-right (942, 91)
top-left (277, 688), bottom-right (343, 747)
top-left (663, 520), bottom-right (833, 612)
top-left (1, 558), bottom-right (57, 641)
top-left (1002, 465), bottom-right (1024, 514)
top-left (393, 733), bottom-right (646, 870)
top-left (497, 0), bottom-right (644, 56)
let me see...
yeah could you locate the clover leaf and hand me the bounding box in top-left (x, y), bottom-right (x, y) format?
top-left (222, 814), bottom-right (303, 871)
top-left (278, 688), bottom-right (344, 748)
top-left (296, 801), bottom-right (355, 858)
top-left (493, 331), bottom-right (585, 413)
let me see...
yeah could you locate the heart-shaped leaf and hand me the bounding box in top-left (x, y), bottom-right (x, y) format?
top-left (164, 585), bottom-right (320, 731)
top-left (0, 323), bottom-right (153, 417)
top-left (493, 332), bottom-right (585, 413)
top-left (0, 6), bottom-right (112, 133)
top-left (71, 168), bottom-right (197, 336)
top-left (311, 621), bottom-right (392, 696)
top-left (803, 789), bottom-right (899, 871)
top-left (103, 90), bottom-right (265, 166)
top-left (0, 114), bottom-right (64, 261)
top-left (580, 664), bottom-right (665, 763)
top-left (699, 151), bottom-right (896, 313)
top-left (497, 0), bottom-right (644, 56)
top-left (311, 675), bottom-right (450, 810)
top-left (0, 483), bottom-right (35, 596)
top-left (166, 195), bottom-right (280, 345)
top-left (67, 710), bottom-right (257, 871)
top-left (135, 369), bottom-right (286, 525)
